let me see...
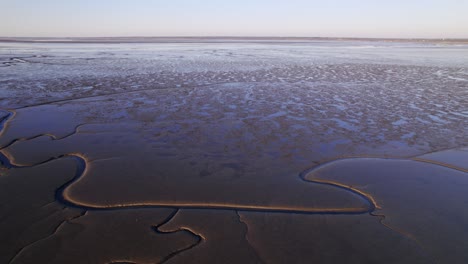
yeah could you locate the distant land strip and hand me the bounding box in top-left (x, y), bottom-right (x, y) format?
top-left (1, 37), bottom-right (468, 44)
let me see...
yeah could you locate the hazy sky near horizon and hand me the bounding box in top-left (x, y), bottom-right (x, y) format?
top-left (1, 0), bottom-right (467, 38)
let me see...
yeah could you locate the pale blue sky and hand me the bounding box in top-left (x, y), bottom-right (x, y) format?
top-left (1, 0), bottom-right (467, 38)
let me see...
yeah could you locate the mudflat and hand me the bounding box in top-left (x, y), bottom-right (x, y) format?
top-left (1, 39), bottom-right (467, 263)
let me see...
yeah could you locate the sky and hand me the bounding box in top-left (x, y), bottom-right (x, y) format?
top-left (1, 0), bottom-right (467, 38)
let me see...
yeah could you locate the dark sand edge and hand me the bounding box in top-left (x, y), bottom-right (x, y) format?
top-left (0, 108), bottom-right (374, 214)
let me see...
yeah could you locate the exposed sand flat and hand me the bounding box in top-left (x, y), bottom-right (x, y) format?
top-left (0, 158), bottom-right (84, 264)
top-left (236, 212), bottom-right (433, 264)
top-left (0, 41), bottom-right (467, 263)
top-left (305, 156), bottom-right (468, 263)
top-left (413, 148), bottom-right (468, 171)
top-left (1, 109), bottom-right (373, 213)
top-left (9, 209), bottom-right (199, 264)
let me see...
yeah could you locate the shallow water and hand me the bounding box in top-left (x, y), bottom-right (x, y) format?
top-left (0, 40), bottom-right (467, 263)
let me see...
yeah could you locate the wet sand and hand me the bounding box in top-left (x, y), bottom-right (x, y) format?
top-left (0, 40), bottom-right (467, 263)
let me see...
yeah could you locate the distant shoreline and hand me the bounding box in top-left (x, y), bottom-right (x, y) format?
top-left (1, 36), bottom-right (468, 44)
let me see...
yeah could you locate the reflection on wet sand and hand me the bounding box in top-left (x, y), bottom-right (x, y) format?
top-left (1, 105), bottom-right (467, 263)
top-left (1, 41), bottom-right (467, 263)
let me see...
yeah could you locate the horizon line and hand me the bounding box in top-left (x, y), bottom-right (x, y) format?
top-left (1, 36), bottom-right (468, 44)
